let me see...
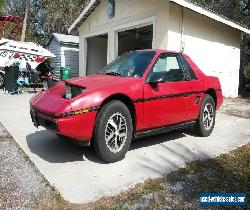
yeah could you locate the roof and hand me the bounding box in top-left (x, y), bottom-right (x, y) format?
top-left (48, 33), bottom-right (79, 46)
top-left (68, 0), bottom-right (250, 35)
top-left (171, 0), bottom-right (250, 34)
top-left (0, 38), bottom-right (56, 70)
top-left (68, 0), bottom-right (101, 34)
top-left (0, 38), bottom-right (55, 58)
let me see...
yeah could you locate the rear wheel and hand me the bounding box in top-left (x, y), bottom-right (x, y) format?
top-left (0, 72), bottom-right (5, 89)
top-left (93, 100), bottom-right (133, 163)
top-left (195, 94), bottom-right (216, 137)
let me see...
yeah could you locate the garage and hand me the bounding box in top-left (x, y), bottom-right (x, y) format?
top-left (69, 0), bottom-right (250, 98)
top-left (118, 25), bottom-right (153, 56)
top-left (86, 34), bottom-right (108, 75)
top-left (85, 25), bottom-right (153, 75)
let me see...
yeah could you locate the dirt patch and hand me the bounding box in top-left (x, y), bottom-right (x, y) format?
top-left (220, 98), bottom-right (250, 119)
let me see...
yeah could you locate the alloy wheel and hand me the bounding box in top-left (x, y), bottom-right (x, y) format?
top-left (203, 103), bottom-right (214, 130)
top-left (105, 112), bottom-right (128, 153)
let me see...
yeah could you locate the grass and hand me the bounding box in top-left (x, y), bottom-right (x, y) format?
top-left (25, 144), bottom-right (250, 209)
top-left (86, 144), bottom-right (250, 209)
top-left (163, 143), bottom-right (250, 209)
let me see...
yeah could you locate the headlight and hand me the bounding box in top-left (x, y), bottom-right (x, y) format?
top-left (65, 84), bottom-right (72, 99)
top-left (65, 84), bottom-right (85, 99)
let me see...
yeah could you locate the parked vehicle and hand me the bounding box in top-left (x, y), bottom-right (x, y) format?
top-left (0, 38), bottom-right (55, 90)
top-left (0, 15), bottom-right (22, 89)
top-left (30, 50), bottom-right (223, 163)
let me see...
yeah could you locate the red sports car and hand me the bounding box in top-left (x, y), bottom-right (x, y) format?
top-left (30, 50), bottom-right (223, 163)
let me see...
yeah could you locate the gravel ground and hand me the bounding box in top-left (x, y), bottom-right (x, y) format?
top-left (0, 123), bottom-right (51, 210)
top-left (220, 98), bottom-right (250, 119)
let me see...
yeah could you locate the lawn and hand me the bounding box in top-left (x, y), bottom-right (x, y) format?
top-left (38, 144), bottom-right (249, 210)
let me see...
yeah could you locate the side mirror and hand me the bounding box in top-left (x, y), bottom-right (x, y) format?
top-left (146, 73), bottom-right (165, 85)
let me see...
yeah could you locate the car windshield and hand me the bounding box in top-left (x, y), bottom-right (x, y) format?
top-left (99, 51), bottom-right (156, 77)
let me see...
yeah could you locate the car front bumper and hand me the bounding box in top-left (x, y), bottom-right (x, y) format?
top-left (30, 108), bottom-right (97, 142)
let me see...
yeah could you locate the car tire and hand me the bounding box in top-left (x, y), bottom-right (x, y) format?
top-left (195, 94), bottom-right (216, 137)
top-left (93, 100), bottom-right (133, 163)
top-left (0, 72), bottom-right (5, 89)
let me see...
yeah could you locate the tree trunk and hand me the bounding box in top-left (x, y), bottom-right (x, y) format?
top-left (21, 0), bottom-right (29, 42)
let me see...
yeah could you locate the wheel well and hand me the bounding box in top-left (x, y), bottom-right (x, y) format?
top-left (99, 94), bottom-right (136, 131)
top-left (205, 89), bottom-right (217, 108)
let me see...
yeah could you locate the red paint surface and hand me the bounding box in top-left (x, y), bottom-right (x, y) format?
top-left (30, 50), bottom-right (223, 142)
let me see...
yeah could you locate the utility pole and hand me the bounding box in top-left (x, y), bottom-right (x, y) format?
top-left (21, 0), bottom-right (29, 41)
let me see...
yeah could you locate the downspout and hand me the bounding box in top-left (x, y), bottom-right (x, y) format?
top-left (180, 6), bottom-right (185, 52)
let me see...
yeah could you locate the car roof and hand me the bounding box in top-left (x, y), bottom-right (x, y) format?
top-left (134, 49), bottom-right (180, 54)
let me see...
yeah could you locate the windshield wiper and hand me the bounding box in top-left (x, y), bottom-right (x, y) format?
top-left (106, 72), bottom-right (122, 76)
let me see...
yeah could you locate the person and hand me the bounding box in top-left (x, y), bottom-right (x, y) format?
top-left (36, 58), bottom-right (53, 79)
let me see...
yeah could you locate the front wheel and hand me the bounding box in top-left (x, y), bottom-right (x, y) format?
top-left (93, 100), bottom-right (133, 163)
top-left (0, 72), bottom-right (5, 89)
top-left (195, 94), bottom-right (216, 137)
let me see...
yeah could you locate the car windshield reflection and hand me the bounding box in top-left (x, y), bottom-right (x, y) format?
top-left (99, 51), bottom-right (156, 78)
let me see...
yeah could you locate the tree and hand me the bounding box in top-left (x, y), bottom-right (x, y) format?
top-left (191, 0), bottom-right (250, 27)
top-left (40, 0), bottom-right (89, 44)
top-left (3, 0), bottom-right (26, 40)
top-left (0, 0), bottom-right (4, 16)
top-left (4, 0), bottom-right (89, 44)
top-left (20, 0), bottom-right (29, 41)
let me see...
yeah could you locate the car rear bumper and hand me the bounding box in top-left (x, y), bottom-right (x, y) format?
top-left (30, 108), bottom-right (97, 142)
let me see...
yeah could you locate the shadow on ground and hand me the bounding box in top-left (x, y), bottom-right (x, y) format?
top-left (26, 130), bottom-right (100, 163)
top-left (26, 127), bottom-right (199, 165)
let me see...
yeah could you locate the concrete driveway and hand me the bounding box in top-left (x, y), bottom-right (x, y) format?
top-left (0, 90), bottom-right (249, 203)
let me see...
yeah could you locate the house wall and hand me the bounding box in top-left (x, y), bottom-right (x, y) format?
top-left (168, 3), bottom-right (241, 97)
top-left (61, 44), bottom-right (79, 78)
top-left (78, 0), bottom-right (170, 76)
top-left (47, 38), bottom-right (61, 78)
top-left (77, 0), bottom-right (242, 97)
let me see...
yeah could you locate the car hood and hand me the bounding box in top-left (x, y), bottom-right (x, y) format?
top-left (30, 82), bottom-right (72, 115)
top-left (65, 74), bottom-right (141, 91)
top-left (30, 74), bottom-right (142, 115)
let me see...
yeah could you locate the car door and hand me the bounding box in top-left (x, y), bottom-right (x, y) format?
top-left (178, 54), bottom-right (204, 120)
top-left (143, 53), bottom-right (192, 130)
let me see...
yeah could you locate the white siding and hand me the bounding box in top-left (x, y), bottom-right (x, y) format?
top-left (47, 38), bottom-right (61, 78)
top-left (61, 44), bottom-right (79, 78)
top-left (168, 3), bottom-right (241, 97)
top-left (48, 38), bottom-right (79, 78)
top-left (78, 0), bottom-right (169, 76)
top-left (77, 0), bottom-right (242, 97)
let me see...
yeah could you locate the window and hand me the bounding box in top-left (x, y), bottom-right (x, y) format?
top-left (101, 51), bottom-right (156, 77)
top-left (150, 54), bottom-right (185, 82)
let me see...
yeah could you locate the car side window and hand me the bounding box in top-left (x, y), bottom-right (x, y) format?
top-left (151, 54), bottom-right (185, 82)
top-left (179, 55), bottom-right (197, 80)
